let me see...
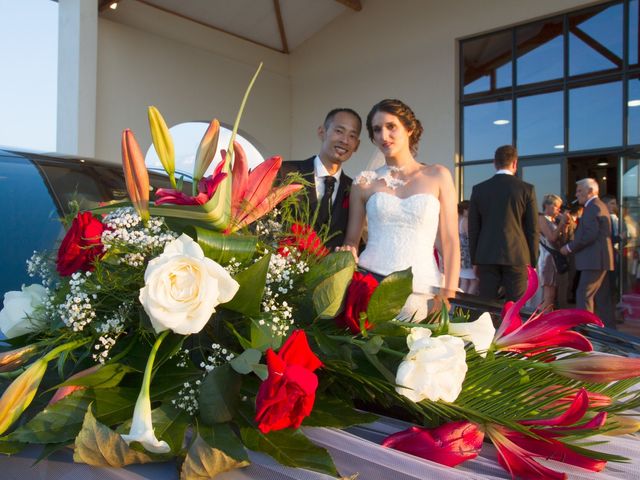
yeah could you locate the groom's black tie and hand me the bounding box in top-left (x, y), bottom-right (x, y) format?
top-left (316, 176), bottom-right (337, 228)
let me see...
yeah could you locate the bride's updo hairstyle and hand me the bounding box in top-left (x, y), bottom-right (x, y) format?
top-left (366, 99), bottom-right (424, 156)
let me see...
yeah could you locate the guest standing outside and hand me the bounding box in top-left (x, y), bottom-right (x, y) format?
top-left (458, 201), bottom-right (478, 295)
top-left (468, 145), bottom-right (539, 302)
top-left (560, 178), bottom-right (615, 327)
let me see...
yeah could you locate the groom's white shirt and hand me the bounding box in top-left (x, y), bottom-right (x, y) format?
top-left (313, 155), bottom-right (341, 204)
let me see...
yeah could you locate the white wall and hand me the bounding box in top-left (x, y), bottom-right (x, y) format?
top-left (95, 1), bottom-right (291, 164)
top-left (289, 0), bottom-right (599, 179)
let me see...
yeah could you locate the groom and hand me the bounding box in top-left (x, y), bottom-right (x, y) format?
top-left (280, 108), bottom-right (361, 249)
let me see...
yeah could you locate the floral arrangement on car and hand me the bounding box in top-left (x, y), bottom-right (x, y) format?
top-left (2, 64), bottom-right (640, 480)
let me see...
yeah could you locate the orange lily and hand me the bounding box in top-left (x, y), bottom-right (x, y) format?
top-left (121, 129), bottom-right (150, 222)
top-left (0, 345), bottom-right (38, 373)
top-left (193, 118), bottom-right (220, 188)
top-left (0, 359), bottom-right (47, 434)
top-left (48, 364), bottom-right (100, 405)
top-left (225, 141), bottom-right (302, 233)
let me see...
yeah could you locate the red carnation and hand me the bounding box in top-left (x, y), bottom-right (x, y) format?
top-left (56, 212), bottom-right (105, 276)
top-left (278, 223), bottom-right (329, 258)
top-left (255, 330), bottom-right (323, 434)
top-left (335, 271), bottom-right (379, 334)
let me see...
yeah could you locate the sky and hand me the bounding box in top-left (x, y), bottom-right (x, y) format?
top-left (0, 0), bottom-right (58, 152)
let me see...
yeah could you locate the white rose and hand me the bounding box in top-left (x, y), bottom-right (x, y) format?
top-left (139, 234), bottom-right (239, 335)
top-left (395, 327), bottom-right (467, 403)
top-left (0, 284), bottom-right (47, 338)
top-left (448, 312), bottom-right (496, 358)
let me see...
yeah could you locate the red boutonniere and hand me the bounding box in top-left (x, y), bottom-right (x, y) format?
top-left (341, 186), bottom-right (351, 209)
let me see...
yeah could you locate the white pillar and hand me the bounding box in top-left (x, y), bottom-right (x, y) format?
top-left (57, 0), bottom-right (97, 157)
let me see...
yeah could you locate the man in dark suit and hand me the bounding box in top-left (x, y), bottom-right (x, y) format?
top-left (560, 178), bottom-right (614, 326)
top-left (468, 145), bottom-right (539, 302)
top-left (279, 108), bottom-right (361, 249)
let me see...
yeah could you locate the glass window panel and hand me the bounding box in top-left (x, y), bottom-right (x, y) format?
top-left (629, 77), bottom-right (640, 145)
top-left (463, 100), bottom-right (512, 161)
top-left (462, 163), bottom-right (495, 200)
top-left (462, 31), bottom-right (512, 95)
top-left (631, 0), bottom-right (639, 66)
top-left (521, 163), bottom-right (562, 205)
top-left (517, 90), bottom-right (564, 155)
top-left (620, 156), bottom-right (639, 295)
top-left (569, 3), bottom-right (623, 76)
top-left (516, 18), bottom-right (564, 85)
top-left (569, 81), bottom-right (622, 150)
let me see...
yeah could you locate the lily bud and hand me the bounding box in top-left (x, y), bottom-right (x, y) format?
top-left (121, 129), bottom-right (150, 222)
top-left (551, 353), bottom-right (640, 383)
top-left (604, 414), bottom-right (640, 436)
top-left (193, 119), bottom-right (220, 183)
top-left (48, 365), bottom-right (100, 405)
top-left (0, 344), bottom-right (38, 373)
top-left (148, 106), bottom-right (176, 188)
top-left (0, 359), bottom-right (47, 434)
top-left (448, 312), bottom-right (495, 357)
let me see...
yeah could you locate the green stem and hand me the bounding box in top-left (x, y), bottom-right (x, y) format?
top-left (141, 331), bottom-right (170, 397)
top-left (42, 338), bottom-right (91, 363)
top-left (327, 335), bottom-right (405, 358)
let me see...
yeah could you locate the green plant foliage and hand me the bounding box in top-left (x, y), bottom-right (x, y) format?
top-left (198, 364), bottom-right (242, 424)
top-left (224, 253), bottom-right (271, 316)
top-left (194, 227), bottom-right (257, 265)
top-left (52, 363), bottom-right (135, 390)
top-left (366, 268), bottom-right (413, 324)
top-left (199, 422), bottom-right (249, 463)
top-left (303, 396), bottom-right (378, 428)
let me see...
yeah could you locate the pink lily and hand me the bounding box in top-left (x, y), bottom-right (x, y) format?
top-left (493, 267), bottom-right (603, 353)
top-left (382, 421), bottom-right (484, 467)
top-left (225, 141), bottom-right (302, 233)
top-left (155, 158), bottom-right (227, 206)
top-left (121, 129), bottom-right (150, 222)
top-left (486, 389), bottom-right (608, 479)
top-left (529, 385), bottom-right (612, 411)
top-left (48, 365), bottom-right (100, 405)
top-left (550, 352), bottom-right (640, 383)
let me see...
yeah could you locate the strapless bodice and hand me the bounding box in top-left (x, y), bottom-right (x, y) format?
top-left (358, 191), bottom-right (442, 293)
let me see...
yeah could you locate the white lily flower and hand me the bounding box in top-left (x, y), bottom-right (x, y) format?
top-left (121, 390), bottom-right (170, 454)
top-left (448, 312), bottom-right (496, 358)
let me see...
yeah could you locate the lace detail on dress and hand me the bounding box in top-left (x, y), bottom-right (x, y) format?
top-left (355, 166), bottom-right (407, 190)
top-left (358, 192), bottom-right (442, 294)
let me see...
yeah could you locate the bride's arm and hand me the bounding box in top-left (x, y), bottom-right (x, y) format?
top-left (436, 165), bottom-right (460, 297)
top-left (337, 183), bottom-right (366, 260)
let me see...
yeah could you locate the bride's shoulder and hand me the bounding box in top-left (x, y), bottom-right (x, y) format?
top-left (421, 163), bottom-right (454, 181)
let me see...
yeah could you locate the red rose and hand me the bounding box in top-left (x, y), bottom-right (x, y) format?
top-left (278, 223), bottom-right (329, 258)
top-left (255, 330), bottom-right (323, 434)
top-left (56, 212), bottom-right (105, 276)
top-left (341, 195), bottom-right (349, 209)
top-left (382, 421), bottom-right (484, 467)
top-left (335, 271), bottom-right (379, 334)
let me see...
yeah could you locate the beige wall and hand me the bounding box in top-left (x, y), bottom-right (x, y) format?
top-left (95, 1), bottom-right (291, 164)
top-left (290, 0), bottom-right (599, 178)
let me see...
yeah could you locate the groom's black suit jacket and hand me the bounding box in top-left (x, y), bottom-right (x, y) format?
top-left (468, 174), bottom-right (539, 267)
top-left (279, 157), bottom-right (352, 249)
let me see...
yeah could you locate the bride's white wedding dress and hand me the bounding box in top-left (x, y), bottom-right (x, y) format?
top-left (358, 191), bottom-right (443, 295)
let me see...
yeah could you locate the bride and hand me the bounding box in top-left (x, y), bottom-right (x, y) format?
top-left (338, 99), bottom-right (460, 320)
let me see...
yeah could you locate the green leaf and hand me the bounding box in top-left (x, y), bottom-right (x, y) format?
top-left (224, 254), bottom-right (271, 316)
top-left (230, 348), bottom-right (262, 375)
top-left (52, 363), bottom-right (134, 390)
top-left (367, 268), bottom-right (413, 324)
top-left (73, 407), bottom-right (165, 467)
top-left (194, 227), bottom-right (257, 265)
top-left (362, 336), bottom-right (384, 355)
top-left (5, 390), bottom-right (92, 443)
top-left (180, 433), bottom-right (249, 480)
top-left (0, 439), bottom-right (26, 455)
top-left (303, 396), bottom-right (378, 428)
top-left (199, 364), bottom-right (241, 424)
top-left (199, 422), bottom-right (249, 463)
top-left (304, 251), bottom-right (355, 291)
top-left (240, 427), bottom-right (337, 476)
top-left (91, 387), bottom-right (139, 426)
top-left (250, 317), bottom-right (281, 351)
top-left (309, 252), bottom-right (355, 319)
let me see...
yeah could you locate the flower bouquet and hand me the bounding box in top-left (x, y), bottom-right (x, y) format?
top-left (2, 64), bottom-right (640, 480)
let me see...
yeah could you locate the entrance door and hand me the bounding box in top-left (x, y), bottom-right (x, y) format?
top-left (620, 155), bottom-right (640, 296)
